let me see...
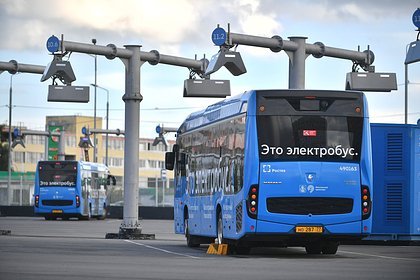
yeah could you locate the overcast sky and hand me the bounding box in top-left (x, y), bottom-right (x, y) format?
top-left (1, 0), bottom-right (419, 139)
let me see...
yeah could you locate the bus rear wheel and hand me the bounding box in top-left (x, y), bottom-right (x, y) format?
top-left (216, 212), bottom-right (224, 245)
top-left (305, 243), bottom-right (322, 254)
top-left (322, 241), bottom-right (339, 255)
top-left (185, 218), bottom-right (199, 247)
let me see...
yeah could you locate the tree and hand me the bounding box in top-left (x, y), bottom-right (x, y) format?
top-left (0, 142), bottom-right (9, 171)
top-left (0, 125), bottom-right (11, 171)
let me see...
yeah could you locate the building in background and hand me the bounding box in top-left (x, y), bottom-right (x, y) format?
top-left (0, 115), bottom-right (174, 206)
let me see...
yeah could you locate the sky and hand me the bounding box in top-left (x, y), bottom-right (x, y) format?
top-left (0, 0), bottom-right (419, 140)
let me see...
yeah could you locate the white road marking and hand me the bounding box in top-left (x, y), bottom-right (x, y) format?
top-left (124, 240), bottom-right (201, 259)
top-left (340, 250), bottom-right (420, 262)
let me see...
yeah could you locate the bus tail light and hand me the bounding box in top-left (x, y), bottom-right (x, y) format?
top-left (247, 184), bottom-right (259, 219)
top-left (76, 195), bottom-right (80, 208)
top-left (35, 195), bottom-right (39, 207)
top-left (361, 185), bottom-right (371, 220)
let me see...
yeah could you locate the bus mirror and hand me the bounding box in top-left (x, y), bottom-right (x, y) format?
top-left (173, 144), bottom-right (179, 153)
top-left (165, 152), bottom-right (175, 170)
top-left (107, 175), bottom-right (116, 186)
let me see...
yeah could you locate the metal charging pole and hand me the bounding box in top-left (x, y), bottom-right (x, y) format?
top-left (52, 38), bottom-right (208, 239)
top-left (288, 37), bottom-right (307, 89)
top-left (120, 45), bottom-right (143, 234)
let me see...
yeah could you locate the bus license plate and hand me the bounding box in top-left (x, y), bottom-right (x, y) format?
top-left (295, 226), bottom-right (323, 233)
top-left (52, 210), bottom-right (63, 214)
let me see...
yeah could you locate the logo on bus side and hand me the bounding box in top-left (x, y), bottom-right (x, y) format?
top-left (262, 164), bottom-right (286, 173)
top-left (299, 184), bottom-right (328, 194)
top-left (306, 173), bottom-right (316, 183)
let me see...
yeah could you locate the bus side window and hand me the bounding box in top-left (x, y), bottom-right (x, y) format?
top-left (179, 153), bottom-right (186, 171)
top-left (179, 153), bottom-right (187, 176)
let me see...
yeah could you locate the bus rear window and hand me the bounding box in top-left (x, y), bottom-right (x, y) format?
top-left (38, 162), bottom-right (77, 187)
top-left (257, 116), bottom-right (363, 162)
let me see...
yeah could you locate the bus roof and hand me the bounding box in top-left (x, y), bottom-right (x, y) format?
top-left (37, 160), bottom-right (110, 173)
top-left (178, 89), bottom-right (365, 134)
top-left (179, 91), bottom-right (252, 134)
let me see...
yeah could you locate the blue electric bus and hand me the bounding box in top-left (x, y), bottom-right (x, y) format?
top-left (166, 89), bottom-right (373, 254)
top-left (34, 160), bottom-right (115, 220)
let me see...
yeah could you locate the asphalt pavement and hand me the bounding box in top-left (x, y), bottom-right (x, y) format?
top-left (0, 217), bottom-right (419, 280)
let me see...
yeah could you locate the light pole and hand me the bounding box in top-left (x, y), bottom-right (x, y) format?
top-left (90, 84), bottom-right (109, 166)
top-left (92, 38), bottom-right (98, 162)
top-left (7, 73), bottom-right (15, 205)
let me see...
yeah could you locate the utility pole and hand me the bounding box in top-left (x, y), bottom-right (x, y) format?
top-left (92, 38), bottom-right (98, 162)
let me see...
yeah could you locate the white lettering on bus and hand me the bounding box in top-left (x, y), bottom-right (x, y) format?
top-left (188, 163), bottom-right (236, 195)
top-left (39, 180), bottom-right (75, 187)
top-left (262, 144), bottom-right (358, 158)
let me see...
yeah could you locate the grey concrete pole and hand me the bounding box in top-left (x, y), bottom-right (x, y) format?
top-left (57, 131), bottom-right (65, 161)
top-left (120, 45), bottom-right (142, 233)
top-left (288, 37), bottom-right (308, 89)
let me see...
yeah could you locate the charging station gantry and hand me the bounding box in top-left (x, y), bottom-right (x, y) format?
top-left (1, 23), bottom-right (398, 239)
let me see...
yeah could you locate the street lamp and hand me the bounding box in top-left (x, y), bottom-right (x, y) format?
top-left (92, 39), bottom-right (98, 162)
top-left (7, 73), bottom-right (16, 205)
top-left (90, 83), bottom-right (109, 166)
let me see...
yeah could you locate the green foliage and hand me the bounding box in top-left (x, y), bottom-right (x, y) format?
top-left (0, 142), bottom-right (10, 171)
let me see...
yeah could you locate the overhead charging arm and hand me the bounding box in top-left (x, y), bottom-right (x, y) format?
top-left (209, 25), bottom-right (396, 92)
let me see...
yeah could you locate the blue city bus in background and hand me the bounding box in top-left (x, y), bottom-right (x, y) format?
top-left (166, 89), bottom-right (373, 254)
top-left (34, 160), bottom-right (115, 220)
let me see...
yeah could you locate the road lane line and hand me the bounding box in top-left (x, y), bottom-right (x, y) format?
top-left (124, 240), bottom-right (201, 259)
top-left (340, 250), bottom-right (420, 262)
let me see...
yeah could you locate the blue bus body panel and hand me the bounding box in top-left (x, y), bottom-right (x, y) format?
top-left (34, 186), bottom-right (80, 215)
top-left (257, 161), bottom-right (362, 233)
top-left (370, 123), bottom-right (420, 240)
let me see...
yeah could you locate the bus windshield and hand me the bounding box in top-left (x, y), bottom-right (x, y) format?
top-left (38, 161), bottom-right (77, 187)
top-left (257, 115), bottom-right (363, 162)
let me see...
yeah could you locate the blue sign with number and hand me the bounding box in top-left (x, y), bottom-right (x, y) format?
top-left (212, 27), bottom-right (227, 46)
top-left (413, 9), bottom-right (420, 29)
top-left (155, 125), bottom-right (161, 134)
top-left (46, 35), bottom-right (60, 53)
